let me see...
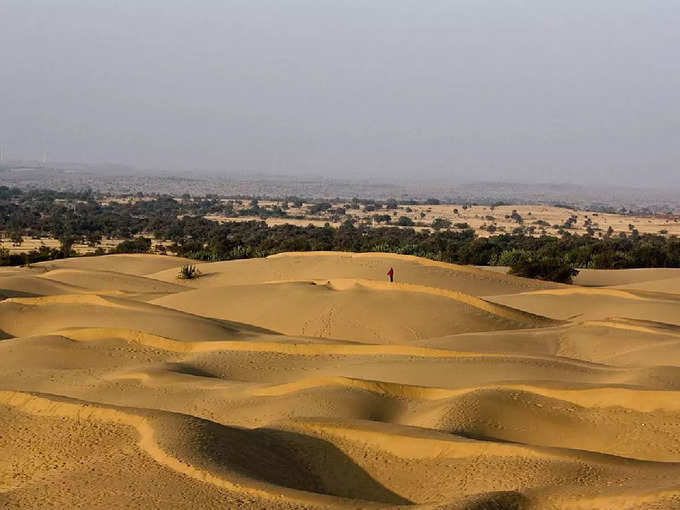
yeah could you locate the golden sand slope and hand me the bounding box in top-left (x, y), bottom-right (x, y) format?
top-left (33, 253), bottom-right (193, 275)
top-left (152, 279), bottom-right (553, 343)
top-left (486, 286), bottom-right (680, 324)
top-left (37, 268), bottom-right (187, 294)
top-left (2, 253), bottom-right (680, 509)
top-left (574, 267), bottom-right (680, 287)
top-left (0, 269), bottom-right (86, 298)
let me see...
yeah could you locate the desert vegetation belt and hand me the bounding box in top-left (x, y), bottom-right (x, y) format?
top-left (2, 187), bottom-right (680, 282)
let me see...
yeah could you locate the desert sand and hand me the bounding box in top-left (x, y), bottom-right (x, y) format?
top-left (2, 252), bottom-right (680, 509)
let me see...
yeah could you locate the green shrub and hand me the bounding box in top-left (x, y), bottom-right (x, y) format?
top-left (397, 216), bottom-right (414, 226)
top-left (496, 249), bottom-right (531, 267)
top-left (509, 256), bottom-right (579, 284)
top-left (114, 237), bottom-right (152, 254)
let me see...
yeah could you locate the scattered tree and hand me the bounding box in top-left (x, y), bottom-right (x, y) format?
top-left (431, 218), bottom-right (452, 230)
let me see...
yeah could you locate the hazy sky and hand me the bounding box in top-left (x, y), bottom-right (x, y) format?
top-left (1, 1), bottom-right (679, 186)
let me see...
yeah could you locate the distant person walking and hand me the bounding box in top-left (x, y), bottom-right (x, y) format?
top-left (387, 267), bottom-right (394, 283)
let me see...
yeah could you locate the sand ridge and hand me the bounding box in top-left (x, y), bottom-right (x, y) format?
top-left (0, 390), bottom-right (386, 508)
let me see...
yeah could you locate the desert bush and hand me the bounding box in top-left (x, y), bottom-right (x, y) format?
top-left (177, 264), bottom-right (201, 280)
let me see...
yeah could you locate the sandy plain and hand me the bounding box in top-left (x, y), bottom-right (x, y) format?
top-left (207, 202), bottom-right (680, 238)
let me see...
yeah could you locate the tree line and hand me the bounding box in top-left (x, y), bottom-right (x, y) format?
top-left (2, 187), bottom-right (680, 283)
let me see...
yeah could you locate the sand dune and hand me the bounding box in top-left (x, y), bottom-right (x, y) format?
top-left (149, 251), bottom-right (562, 296)
top-left (0, 294), bottom-right (263, 340)
top-left (0, 273), bottom-right (84, 298)
top-left (152, 279), bottom-right (554, 343)
top-left (3, 252), bottom-right (680, 509)
top-left (574, 267), bottom-right (680, 287)
top-left (33, 253), bottom-right (193, 275)
top-left (416, 318), bottom-right (680, 367)
top-left (487, 286), bottom-right (680, 324)
top-left (38, 268), bottom-right (186, 294)
top-left (612, 276), bottom-right (680, 294)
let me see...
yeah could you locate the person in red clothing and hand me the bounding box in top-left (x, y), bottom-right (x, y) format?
top-left (387, 267), bottom-right (394, 283)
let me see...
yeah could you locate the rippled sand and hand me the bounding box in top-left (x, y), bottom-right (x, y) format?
top-left (2, 253), bottom-right (680, 509)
